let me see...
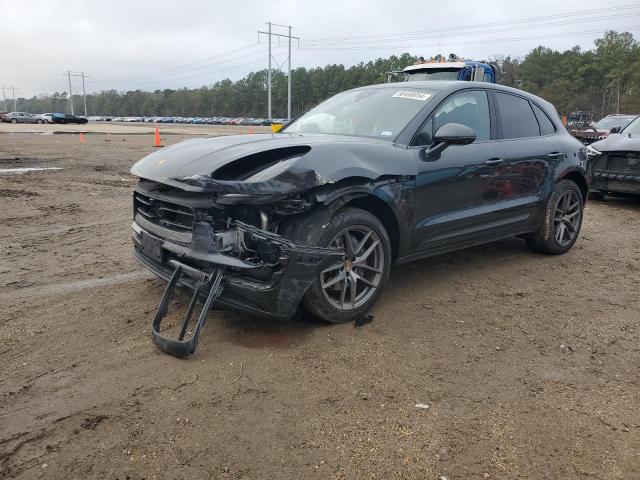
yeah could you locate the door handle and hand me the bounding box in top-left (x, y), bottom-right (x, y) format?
top-left (547, 152), bottom-right (564, 159)
top-left (484, 158), bottom-right (504, 166)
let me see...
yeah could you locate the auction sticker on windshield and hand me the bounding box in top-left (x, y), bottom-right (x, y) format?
top-left (392, 91), bottom-right (431, 101)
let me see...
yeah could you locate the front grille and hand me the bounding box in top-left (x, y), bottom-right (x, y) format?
top-left (135, 213), bottom-right (192, 244)
top-left (134, 192), bottom-right (194, 237)
top-left (609, 153), bottom-right (640, 174)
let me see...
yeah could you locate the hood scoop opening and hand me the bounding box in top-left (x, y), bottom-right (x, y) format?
top-left (211, 146), bottom-right (311, 181)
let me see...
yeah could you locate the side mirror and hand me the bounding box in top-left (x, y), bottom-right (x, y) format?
top-left (609, 126), bottom-right (621, 134)
top-left (426, 123), bottom-right (476, 157)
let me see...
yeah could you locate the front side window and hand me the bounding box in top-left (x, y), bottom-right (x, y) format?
top-left (495, 92), bottom-right (540, 139)
top-left (284, 87), bottom-right (435, 140)
top-left (407, 69), bottom-right (460, 81)
top-left (622, 116), bottom-right (640, 135)
top-left (413, 90), bottom-right (490, 145)
top-left (595, 116), bottom-right (634, 131)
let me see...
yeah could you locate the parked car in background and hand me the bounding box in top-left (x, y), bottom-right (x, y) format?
top-left (2, 112), bottom-right (41, 123)
top-left (588, 115), bottom-right (640, 199)
top-left (33, 113), bottom-right (54, 123)
top-left (50, 113), bottom-right (88, 124)
top-left (570, 114), bottom-right (637, 145)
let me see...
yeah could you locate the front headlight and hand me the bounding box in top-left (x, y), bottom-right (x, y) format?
top-left (586, 144), bottom-right (601, 158)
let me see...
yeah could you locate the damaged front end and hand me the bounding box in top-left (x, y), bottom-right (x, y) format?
top-left (131, 177), bottom-right (343, 357)
top-left (129, 133), bottom-right (415, 356)
top-left (132, 178), bottom-right (342, 321)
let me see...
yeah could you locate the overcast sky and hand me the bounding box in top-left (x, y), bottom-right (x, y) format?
top-left (2, 0), bottom-right (639, 98)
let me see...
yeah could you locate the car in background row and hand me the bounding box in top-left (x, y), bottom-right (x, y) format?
top-left (588, 115), bottom-right (640, 199)
top-left (50, 113), bottom-right (88, 124)
top-left (1, 112), bottom-right (46, 124)
top-left (85, 116), bottom-right (283, 125)
top-left (33, 113), bottom-right (54, 123)
top-left (570, 114), bottom-right (637, 145)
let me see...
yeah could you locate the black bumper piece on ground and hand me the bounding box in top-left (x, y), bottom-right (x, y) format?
top-left (133, 219), bottom-right (342, 323)
top-left (151, 262), bottom-right (225, 357)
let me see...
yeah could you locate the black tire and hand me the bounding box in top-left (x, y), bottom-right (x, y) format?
top-left (10, 118), bottom-right (17, 124)
top-left (589, 190), bottom-right (605, 201)
top-left (527, 179), bottom-right (584, 255)
top-left (283, 207), bottom-right (392, 323)
top-left (36, 119), bottom-right (43, 124)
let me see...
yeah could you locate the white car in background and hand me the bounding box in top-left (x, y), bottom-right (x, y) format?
top-left (33, 113), bottom-right (54, 123)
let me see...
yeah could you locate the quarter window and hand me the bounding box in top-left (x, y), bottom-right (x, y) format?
top-left (495, 92), bottom-right (540, 139)
top-left (532, 103), bottom-right (556, 135)
top-left (414, 90), bottom-right (490, 145)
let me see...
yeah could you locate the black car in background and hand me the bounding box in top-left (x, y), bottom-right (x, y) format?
top-left (587, 115), bottom-right (640, 198)
top-left (50, 113), bottom-right (88, 124)
top-left (130, 81), bottom-right (588, 354)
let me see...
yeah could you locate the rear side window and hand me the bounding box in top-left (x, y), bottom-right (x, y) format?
top-left (532, 103), bottom-right (556, 135)
top-left (495, 92), bottom-right (540, 139)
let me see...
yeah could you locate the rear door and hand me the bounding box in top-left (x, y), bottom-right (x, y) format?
top-left (484, 91), bottom-right (558, 232)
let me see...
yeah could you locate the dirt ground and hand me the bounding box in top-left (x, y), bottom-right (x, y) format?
top-left (1, 128), bottom-right (639, 480)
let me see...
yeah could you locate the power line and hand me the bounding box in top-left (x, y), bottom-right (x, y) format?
top-left (304, 4), bottom-right (640, 45)
top-left (303, 12), bottom-right (640, 48)
top-left (301, 25), bottom-right (640, 51)
top-left (92, 44), bottom-right (259, 84)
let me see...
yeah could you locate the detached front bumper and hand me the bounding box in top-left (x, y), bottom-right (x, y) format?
top-left (132, 219), bottom-right (342, 319)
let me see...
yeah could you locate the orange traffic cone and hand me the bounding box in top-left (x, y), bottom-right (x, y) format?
top-left (79, 133), bottom-right (85, 143)
top-left (154, 127), bottom-right (163, 147)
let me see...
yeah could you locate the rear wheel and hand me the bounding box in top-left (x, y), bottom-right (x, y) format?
top-left (284, 207), bottom-right (392, 323)
top-left (36, 119), bottom-right (43, 124)
top-left (527, 179), bottom-right (584, 255)
top-left (10, 118), bottom-right (17, 124)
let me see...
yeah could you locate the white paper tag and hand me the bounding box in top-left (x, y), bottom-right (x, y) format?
top-left (379, 130), bottom-right (394, 136)
top-left (392, 90), bottom-right (431, 101)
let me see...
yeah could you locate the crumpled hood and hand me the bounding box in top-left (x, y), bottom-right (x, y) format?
top-left (591, 133), bottom-right (640, 153)
top-left (131, 133), bottom-right (414, 194)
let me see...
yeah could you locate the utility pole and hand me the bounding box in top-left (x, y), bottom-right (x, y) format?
top-left (9, 86), bottom-right (17, 111)
top-left (258, 23), bottom-right (299, 121)
top-left (64, 71), bottom-right (90, 116)
top-left (287, 25), bottom-right (292, 121)
top-left (1, 86), bottom-right (7, 111)
top-left (67, 71), bottom-right (74, 115)
top-left (81, 72), bottom-right (88, 117)
top-left (268, 22), bottom-right (272, 120)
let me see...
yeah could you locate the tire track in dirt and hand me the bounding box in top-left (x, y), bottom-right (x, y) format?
top-left (4, 271), bottom-right (153, 301)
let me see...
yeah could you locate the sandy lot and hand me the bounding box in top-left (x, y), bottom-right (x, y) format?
top-left (1, 128), bottom-right (639, 479)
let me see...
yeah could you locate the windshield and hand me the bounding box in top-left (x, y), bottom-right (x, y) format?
top-left (622, 116), bottom-right (640, 135)
top-left (406, 69), bottom-right (461, 81)
top-left (284, 87), bottom-right (434, 140)
top-left (595, 116), bottom-right (634, 130)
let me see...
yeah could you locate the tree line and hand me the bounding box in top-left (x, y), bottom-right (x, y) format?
top-left (11, 31), bottom-right (640, 119)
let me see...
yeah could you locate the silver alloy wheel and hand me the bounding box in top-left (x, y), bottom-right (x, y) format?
top-left (320, 225), bottom-right (385, 311)
top-left (553, 189), bottom-right (582, 247)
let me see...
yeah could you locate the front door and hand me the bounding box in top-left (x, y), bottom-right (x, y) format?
top-left (412, 89), bottom-right (505, 253)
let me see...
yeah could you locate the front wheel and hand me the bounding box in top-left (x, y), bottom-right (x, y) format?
top-left (527, 179), bottom-right (584, 255)
top-left (284, 207), bottom-right (392, 323)
top-left (10, 118), bottom-right (17, 124)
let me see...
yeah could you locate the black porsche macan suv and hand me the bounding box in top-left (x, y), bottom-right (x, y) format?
top-left (131, 81), bottom-right (589, 326)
